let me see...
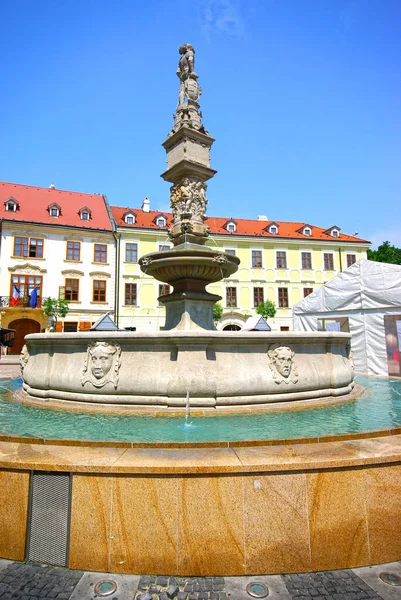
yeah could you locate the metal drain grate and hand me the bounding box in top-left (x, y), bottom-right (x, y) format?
top-left (26, 472), bottom-right (71, 567)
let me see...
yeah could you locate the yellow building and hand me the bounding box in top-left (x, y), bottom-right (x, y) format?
top-left (111, 202), bottom-right (369, 331)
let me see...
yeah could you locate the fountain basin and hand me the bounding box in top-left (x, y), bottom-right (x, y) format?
top-left (22, 331), bottom-right (354, 409)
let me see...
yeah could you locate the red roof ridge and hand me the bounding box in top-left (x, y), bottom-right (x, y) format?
top-left (0, 180), bottom-right (102, 197)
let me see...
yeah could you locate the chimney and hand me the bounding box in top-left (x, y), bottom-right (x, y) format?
top-left (257, 215), bottom-right (268, 221)
top-left (142, 197), bottom-right (150, 212)
top-left (49, 184), bottom-right (56, 189)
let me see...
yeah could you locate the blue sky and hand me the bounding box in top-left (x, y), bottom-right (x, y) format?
top-left (1, 0), bottom-right (400, 248)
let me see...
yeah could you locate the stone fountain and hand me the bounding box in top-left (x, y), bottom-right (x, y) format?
top-left (21, 43), bottom-right (354, 409)
top-left (4, 45), bottom-right (400, 580)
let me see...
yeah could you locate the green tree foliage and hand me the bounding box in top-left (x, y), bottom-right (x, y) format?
top-left (256, 300), bottom-right (277, 319)
top-left (213, 302), bottom-right (223, 321)
top-left (42, 297), bottom-right (70, 326)
top-left (367, 241), bottom-right (401, 265)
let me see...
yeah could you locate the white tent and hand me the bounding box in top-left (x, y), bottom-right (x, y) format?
top-left (293, 260), bottom-right (401, 375)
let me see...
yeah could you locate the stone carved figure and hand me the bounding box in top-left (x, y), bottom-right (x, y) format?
top-left (20, 344), bottom-right (29, 375)
top-left (82, 341), bottom-right (121, 389)
top-left (177, 43), bottom-right (201, 106)
top-left (268, 344), bottom-right (298, 384)
top-left (170, 177), bottom-right (208, 222)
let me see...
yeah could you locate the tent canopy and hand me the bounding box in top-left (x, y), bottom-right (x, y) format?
top-left (293, 260), bottom-right (401, 375)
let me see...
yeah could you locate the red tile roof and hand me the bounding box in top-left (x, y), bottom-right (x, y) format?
top-left (111, 206), bottom-right (369, 243)
top-left (0, 181), bottom-right (113, 231)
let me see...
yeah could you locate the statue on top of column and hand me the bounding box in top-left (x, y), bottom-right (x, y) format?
top-left (176, 43), bottom-right (201, 107)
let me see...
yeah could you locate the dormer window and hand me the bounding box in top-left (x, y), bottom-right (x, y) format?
top-left (123, 211), bottom-right (136, 225)
top-left (156, 216), bottom-right (167, 227)
top-left (4, 197), bottom-right (18, 212)
top-left (303, 227), bottom-right (311, 236)
top-left (266, 222), bottom-right (279, 235)
top-left (324, 225), bottom-right (341, 238)
top-left (225, 220), bottom-right (237, 233)
top-left (79, 206), bottom-right (92, 221)
top-left (48, 203), bottom-right (61, 218)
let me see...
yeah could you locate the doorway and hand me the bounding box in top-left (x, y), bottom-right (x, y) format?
top-left (8, 318), bottom-right (40, 354)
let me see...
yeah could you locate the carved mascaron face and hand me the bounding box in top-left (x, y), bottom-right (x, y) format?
top-left (91, 346), bottom-right (113, 380)
top-left (273, 347), bottom-right (293, 378)
top-left (82, 341), bottom-right (121, 389)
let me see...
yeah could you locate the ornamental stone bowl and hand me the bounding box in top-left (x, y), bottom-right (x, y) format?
top-left (22, 331), bottom-right (354, 409)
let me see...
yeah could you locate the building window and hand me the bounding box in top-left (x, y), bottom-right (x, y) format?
top-left (269, 225), bottom-right (278, 234)
top-left (94, 243), bottom-right (107, 263)
top-left (253, 287), bottom-right (264, 307)
top-left (304, 288), bottom-right (313, 297)
top-left (276, 251), bottom-right (287, 269)
top-left (65, 278), bottom-right (79, 301)
top-left (159, 284), bottom-right (171, 302)
top-left (50, 207), bottom-right (59, 217)
top-left (66, 241), bottom-right (81, 261)
top-left (13, 237), bottom-right (44, 258)
top-left (347, 254), bottom-right (356, 268)
top-left (5, 200), bottom-right (17, 212)
top-left (125, 283), bottom-right (137, 305)
top-left (93, 280), bottom-right (106, 302)
top-left (64, 322), bottom-right (78, 332)
top-left (331, 229), bottom-right (339, 238)
top-left (125, 243), bottom-right (138, 262)
top-left (252, 250), bottom-right (262, 267)
top-left (278, 287), bottom-right (289, 308)
top-left (227, 222), bottom-right (236, 232)
top-left (303, 227), bottom-right (311, 236)
top-left (79, 208), bottom-right (91, 221)
top-left (301, 252), bottom-right (312, 270)
top-left (225, 249), bottom-right (236, 256)
top-left (156, 216), bottom-right (167, 227)
top-left (324, 253), bottom-right (334, 270)
top-left (10, 275), bottom-right (42, 304)
top-left (124, 213), bottom-right (135, 224)
top-left (159, 245), bottom-right (170, 252)
top-left (226, 287), bottom-right (237, 308)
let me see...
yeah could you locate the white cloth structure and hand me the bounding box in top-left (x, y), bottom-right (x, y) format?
top-left (293, 260), bottom-right (401, 375)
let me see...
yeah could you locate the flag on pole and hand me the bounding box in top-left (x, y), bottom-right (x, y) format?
top-left (10, 285), bottom-right (20, 306)
top-left (29, 287), bottom-right (38, 308)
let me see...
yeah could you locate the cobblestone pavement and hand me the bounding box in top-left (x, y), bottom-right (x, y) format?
top-left (283, 570), bottom-right (384, 599)
top-left (1, 561), bottom-right (401, 600)
top-left (0, 562), bottom-right (83, 599)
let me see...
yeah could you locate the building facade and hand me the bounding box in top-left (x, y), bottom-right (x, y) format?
top-left (0, 181), bottom-right (370, 347)
top-left (111, 201), bottom-right (370, 332)
top-left (0, 182), bottom-right (115, 353)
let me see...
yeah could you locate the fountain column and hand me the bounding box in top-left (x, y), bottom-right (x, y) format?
top-left (139, 44), bottom-right (239, 331)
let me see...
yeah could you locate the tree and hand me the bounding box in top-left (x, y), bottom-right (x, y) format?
top-left (256, 300), bottom-right (277, 320)
top-left (367, 241), bottom-right (401, 265)
top-left (213, 302), bottom-right (223, 321)
top-left (42, 298), bottom-right (70, 330)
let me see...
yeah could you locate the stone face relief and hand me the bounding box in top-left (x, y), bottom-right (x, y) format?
top-left (268, 344), bottom-right (298, 384)
top-left (82, 341), bottom-right (121, 389)
top-left (20, 344), bottom-right (29, 375)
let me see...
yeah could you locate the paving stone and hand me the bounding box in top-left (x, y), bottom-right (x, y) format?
top-left (137, 593), bottom-right (153, 600)
top-left (167, 584), bottom-right (179, 599)
top-left (157, 577), bottom-right (169, 587)
top-left (198, 593), bottom-right (209, 600)
top-left (160, 593), bottom-right (169, 600)
top-left (177, 592), bottom-right (187, 600)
